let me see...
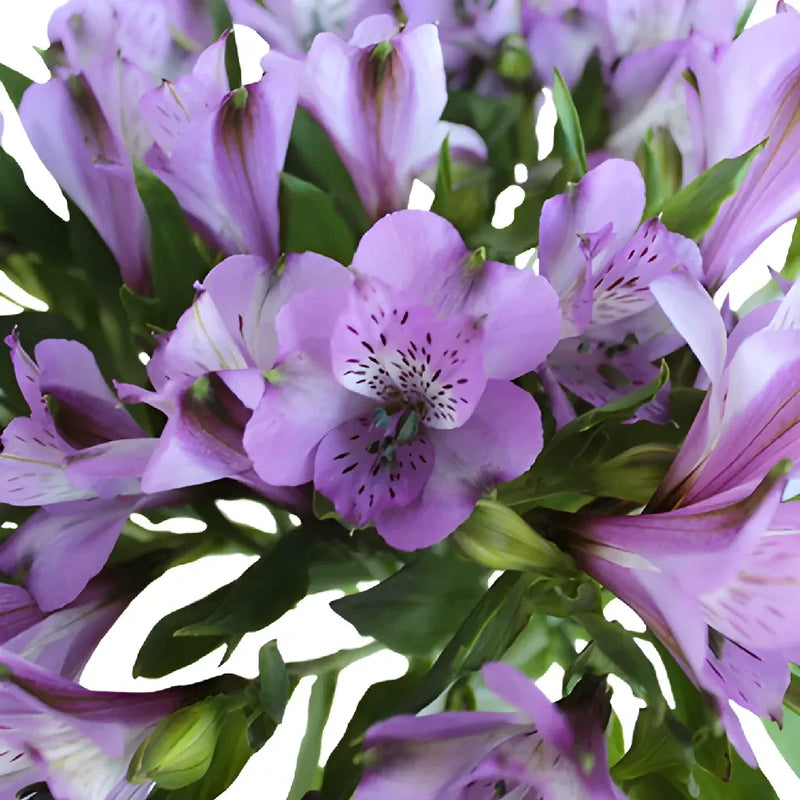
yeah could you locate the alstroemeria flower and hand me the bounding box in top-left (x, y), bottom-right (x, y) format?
top-left (542, 282), bottom-right (800, 760)
top-left (48, 0), bottom-right (215, 83)
top-left (243, 210), bottom-right (560, 549)
top-left (121, 253), bottom-right (350, 511)
top-left (572, 1), bottom-right (748, 172)
top-left (0, 648), bottom-right (188, 800)
top-left (403, 0), bottom-right (521, 81)
top-left (538, 158), bottom-right (702, 422)
top-left (0, 336), bottom-right (167, 610)
top-left (356, 662), bottom-right (623, 799)
top-left (522, 0), bottom-right (609, 89)
top-left (139, 37), bottom-right (298, 263)
top-left (19, 0), bottom-right (215, 294)
top-left (20, 69), bottom-right (152, 293)
top-left (598, 0), bottom-right (747, 60)
top-left (293, 15), bottom-right (486, 219)
top-left (228, 0), bottom-right (395, 54)
top-left (0, 565), bottom-right (138, 681)
top-left (688, 7), bottom-right (800, 288)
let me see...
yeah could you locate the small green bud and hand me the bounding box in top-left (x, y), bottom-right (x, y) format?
top-left (496, 35), bottom-right (532, 81)
top-left (128, 698), bottom-right (223, 790)
top-left (263, 368), bottom-right (282, 385)
top-left (189, 374), bottom-right (212, 401)
top-left (454, 499), bottom-right (569, 573)
top-left (231, 86), bottom-right (249, 109)
top-left (464, 246), bottom-right (487, 275)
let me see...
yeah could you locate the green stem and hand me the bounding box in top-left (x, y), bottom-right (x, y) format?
top-left (286, 642), bottom-right (383, 677)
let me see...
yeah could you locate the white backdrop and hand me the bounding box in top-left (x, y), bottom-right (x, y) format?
top-left (1, 2), bottom-right (799, 797)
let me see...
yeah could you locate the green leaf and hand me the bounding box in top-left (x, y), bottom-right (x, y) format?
top-left (330, 549), bottom-right (487, 656)
top-left (612, 709), bottom-right (692, 784)
top-left (0, 63), bottom-right (33, 107)
top-left (133, 160), bottom-right (210, 327)
top-left (766, 703), bottom-right (800, 777)
top-left (133, 586), bottom-right (230, 678)
top-left (783, 216), bottom-right (800, 281)
top-left (430, 135), bottom-right (490, 234)
top-left (638, 128), bottom-right (683, 219)
top-left (288, 672), bottom-right (338, 800)
top-left (552, 68), bottom-right (588, 178)
top-left (735, 1), bottom-right (758, 36)
top-left (569, 614), bottom-right (664, 702)
top-left (209, 0), bottom-right (234, 38)
top-left (626, 774), bottom-right (688, 800)
top-left (224, 25), bottom-right (242, 89)
top-left (660, 141), bottom-right (766, 241)
top-left (430, 135), bottom-right (453, 217)
top-left (245, 641), bottom-right (292, 751)
top-left (568, 57), bottom-right (609, 154)
top-left (149, 707), bottom-right (252, 800)
top-left (176, 530), bottom-right (314, 657)
top-left (405, 572), bottom-right (532, 710)
top-left (502, 363), bottom-right (670, 507)
top-left (691, 751), bottom-right (778, 800)
top-left (284, 108), bottom-right (370, 236)
top-left (120, 285), bottom-right (165, 339)
top-left (279, 173), bottom-right (357, 264)
top-left (607, 710), bottom-right (626, 766)
top-left (321, 574), bottom-right (531, 799)
top-left (0, 150), bottom-right (70, 262)
top-left (443, 91), bottom-right (532, 193)
top-left (258, 641), bottom-right (289, 725)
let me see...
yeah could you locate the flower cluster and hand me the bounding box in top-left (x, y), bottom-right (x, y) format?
top-left (2, 0), bottom-right (800, 798)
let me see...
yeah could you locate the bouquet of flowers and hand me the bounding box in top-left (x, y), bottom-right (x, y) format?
top-left (2, 0), bottom-right (800, 797)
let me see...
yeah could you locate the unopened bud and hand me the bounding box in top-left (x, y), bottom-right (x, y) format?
top-left (454, 500), bottom-right (569, 572)
top-left (496, 35), bottom-right (532, 81)
top-left (128, 697), bottom-right (223, 790)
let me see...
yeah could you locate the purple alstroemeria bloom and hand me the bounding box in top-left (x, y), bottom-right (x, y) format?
top-left (20, 68), bottom-right (152, 293)
top-left (356, 662), bottom-right (623, 800)
top-left (228, 0), bottom-right (395, 54)
top-left (0, 336), bottom-right (166, 610)
top-left (403, 0), bottom-right (521, 80)
top-left (688, 7), bottom-right (800, 289)
top-left (0, 570), bottom-right (129, 682)
top-left (48, 0), bottom-right (215, 84)
top-left (20, 0), bottom-right (214, 295)
top-left (522, 0), bottom-right (609, 89)
top-left (293, 15), bottom-right (486, 219)
top-left (243, 210), bottom-right (560, 549)
top-left (0, 550), bottom-right (165, 682)
top-left (537, 158), bottom-right (703, 422)
top-left (542, 284), bottom-right (800, 760)
top-left (139, 37), bottom-right (298, 263)
top-left (0, 648), bottom-right (189, 799)
top-left (597, 0), bottom-right (747, 61)
top-left (119, 252), bottom-right (350, 511)
top-left (575, 1), bottom-right (746, 170)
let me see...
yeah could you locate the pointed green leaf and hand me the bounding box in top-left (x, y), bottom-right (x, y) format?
top-left (279, 173), bottom-right (356, 264)
top-left (552, 68), bottom-right (588, 177)
top-left (0, 63), bottom-right (33, 107)
top-left (660, 141), bottom-right (766, 241)
top-left (330, 549), bottom-right (487, 656)
top-left (133, 160), bottom-right (210, 327)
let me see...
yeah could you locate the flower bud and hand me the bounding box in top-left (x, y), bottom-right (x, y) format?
top-left (454, 500), bottom-right (570, 572)
top-left (496, 35), bottom-right (533, 81)
top-left (128, 697), bottom-right (223, 790)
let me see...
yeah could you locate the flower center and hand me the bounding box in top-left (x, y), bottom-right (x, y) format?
top-left (332, 282), bottom-right (487, 430)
